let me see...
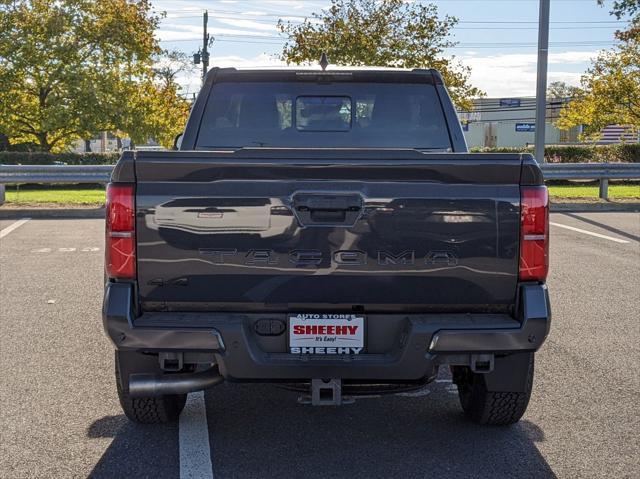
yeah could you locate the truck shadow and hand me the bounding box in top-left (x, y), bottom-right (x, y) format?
top-left (87, 414), bottom-right (180, 479)
top-left (86, 380), bottom-right (556, 479)
top-left (205, 382), bottom-right (556, 479)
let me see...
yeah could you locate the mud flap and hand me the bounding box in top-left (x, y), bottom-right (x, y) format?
top-left (116, 350), bottom-right (164, 394)
top-left (481, 352), bottom-right (533, 393)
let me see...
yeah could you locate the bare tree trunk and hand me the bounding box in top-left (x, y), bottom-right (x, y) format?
top-left (37, 132), bottom-right (51, 152)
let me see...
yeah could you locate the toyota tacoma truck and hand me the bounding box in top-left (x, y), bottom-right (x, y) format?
top-left (103, 66), bottom-right (550, 426)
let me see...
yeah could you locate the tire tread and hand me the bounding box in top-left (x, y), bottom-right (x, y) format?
top-left (457, 353), bottom-right (534, 426)
top-left (115, 354), bottom-right (186, 424)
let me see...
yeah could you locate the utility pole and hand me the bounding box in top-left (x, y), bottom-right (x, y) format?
top-left (193, 10), bottom-right (211, 87)
top-left (202, 10), bottom-right (209, 84)
top-left (534, 0), bottom-right (551, 163)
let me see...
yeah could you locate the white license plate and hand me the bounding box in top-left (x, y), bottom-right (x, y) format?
top-left (289, 314), bottom-right (364, 355)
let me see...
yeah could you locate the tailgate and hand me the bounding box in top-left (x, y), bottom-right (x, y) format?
top-left (134, 150), bottom-right (523, 312)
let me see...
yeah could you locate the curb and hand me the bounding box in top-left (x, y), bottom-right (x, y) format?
top-left (550, 202), bottom-right (640, 212)
top-left (0, 207), bottom-right (105, 219)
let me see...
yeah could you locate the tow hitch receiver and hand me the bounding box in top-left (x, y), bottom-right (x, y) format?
top-left (299, 379), bottom-right (352, 406)
top-left (470, 354), bottom-right (495, 373)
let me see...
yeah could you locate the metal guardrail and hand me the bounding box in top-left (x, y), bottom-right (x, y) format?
top-left (539, 163), bottom-right (640, 199)
top-left (1, 162), bottom-right (639, 203)
top-left (0, 165), bottom-right (113, 204)
top-left (539, 163), bottom-right (640, 179)
top-left (0, 164), bottom-right (113, 184)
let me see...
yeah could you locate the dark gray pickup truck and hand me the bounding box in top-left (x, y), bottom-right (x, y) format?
top-left (103, 67), bottom-right (550, 426)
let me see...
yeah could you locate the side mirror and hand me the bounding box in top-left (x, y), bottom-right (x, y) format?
top-left (173, 133), bottom-right (183, 150)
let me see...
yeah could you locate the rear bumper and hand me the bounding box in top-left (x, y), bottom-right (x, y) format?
top-left (103, 282), bottom-right (550, 381)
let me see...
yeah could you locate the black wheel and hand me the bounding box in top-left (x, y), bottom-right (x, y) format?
top-left (115, 352), bottom-right (187, 424)
top-left (453, 353), bottom-right (534, 426)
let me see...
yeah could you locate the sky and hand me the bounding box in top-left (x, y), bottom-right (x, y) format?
top-left (151, 0), bottom-right (631, 99)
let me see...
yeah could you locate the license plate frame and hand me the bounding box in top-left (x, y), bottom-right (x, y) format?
top-left (288, 313), bottom-right (365, 355)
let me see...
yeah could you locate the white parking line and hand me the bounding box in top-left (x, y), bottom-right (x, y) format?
top-left (179, 391), bottom-right (214, 479)
top-left (550, 222), bottom-right (630, 244)
top-left (0, 218), bottom-right (30, 239)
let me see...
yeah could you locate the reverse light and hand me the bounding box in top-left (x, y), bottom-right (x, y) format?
top-left (519, 186), bottom-right (549, 282)
top-left (106, 183), bottom-right (136, 279)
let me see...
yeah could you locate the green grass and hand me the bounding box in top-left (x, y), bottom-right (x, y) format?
top-left (4, 186), bottom-right (105, 205)
top-left (547, 184), bottom-right (640, 199)
top-left (2, 182), bottom-right (639, 206)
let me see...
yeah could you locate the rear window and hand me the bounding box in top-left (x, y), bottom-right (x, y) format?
top-left (196, 82), bottom-right (451, 149)
top-left (296, 96), bottom-right (351, 131)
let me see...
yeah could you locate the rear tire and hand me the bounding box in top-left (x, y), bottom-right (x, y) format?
top-left (453, 353), bottom-right (534, 426)
top-left (115, 352), bottom-right (187, 424)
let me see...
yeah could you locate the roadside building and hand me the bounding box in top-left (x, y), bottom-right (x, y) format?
top-left (70, 132), bottom-right (120, 153)
top-left (458, 97), bottom-right (638, 148)
top-left (70, 133), bottom-right (160, 153)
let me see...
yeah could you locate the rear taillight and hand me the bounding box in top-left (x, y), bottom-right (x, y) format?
top-left (106, 183), bottom-right (136, 279)
top-left (519, 186), bottom-right (549, 282)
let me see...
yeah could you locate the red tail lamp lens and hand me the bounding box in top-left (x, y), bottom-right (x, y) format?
top-left (519, 186), bottom-right (549, 281)
top-left (106, 184), bottom-right (135, 279)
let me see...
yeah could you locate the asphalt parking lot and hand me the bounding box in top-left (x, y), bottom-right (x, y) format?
top-left (1, 212), bottom-right (638, 479)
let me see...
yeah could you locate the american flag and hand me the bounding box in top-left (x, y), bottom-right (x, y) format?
top-left (598, 125), bottom-right (639, 144)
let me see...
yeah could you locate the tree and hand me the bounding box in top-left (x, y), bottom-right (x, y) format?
top-left (0, 1), bottom-right (189, 151)
top-left (120, 49), bottom-right (192, 147)
top-left (598, 0), bottom-right (640, 16)
top-left (547, 81), bottom-right (582, 101)
top-left (117, 73), bottom-right (191, 148)
top-left (556, 2), bottom-right (639, 137)
top-left (277, 0), bottom-right (483, 110)
top-left (597, 0), bottom-right (639, 41)
top-left (153, 50), bottom-right (196, 89)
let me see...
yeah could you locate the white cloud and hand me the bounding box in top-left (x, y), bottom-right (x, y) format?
top-left (211, 53), bottom-right (287, 69)
top-left (262, 0), bottom-right (307, 9)
top-left (153, 0), bottom-right (213, 13)
top-left (157, 23), bottom-right (275, 41)
top-left (171, 49), bottom-right (597, 99)
top-left (458, 51), bottom-right (599, 97)
top-left (216, 17), bottom-right (280, 33)
top-left (176, 53), bottom-right (287, 94)
top-left (547, 51), bottom-right (599, 64)
top-left (279, 15), bottom-right (317, 23)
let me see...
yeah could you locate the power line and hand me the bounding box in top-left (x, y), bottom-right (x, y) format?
top-left (454, 26), bottom-right (622, 29)
top-left (458, 20), bottom-right (626, 24)
top-left (161, 14), bottom-right (623, 30)
top-left (159, 35), bottom-right (618, 48)
top-left (156, 7), bottom-right (624, 50)
top-left (159, 7), bottom-right (629, 25)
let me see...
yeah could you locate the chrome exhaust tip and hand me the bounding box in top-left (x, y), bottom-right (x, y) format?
top-left (129, 366), bottom-right (224, 397)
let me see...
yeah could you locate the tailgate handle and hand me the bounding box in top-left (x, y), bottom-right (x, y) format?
top-left (293, 194), bottom-right (363, 226)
